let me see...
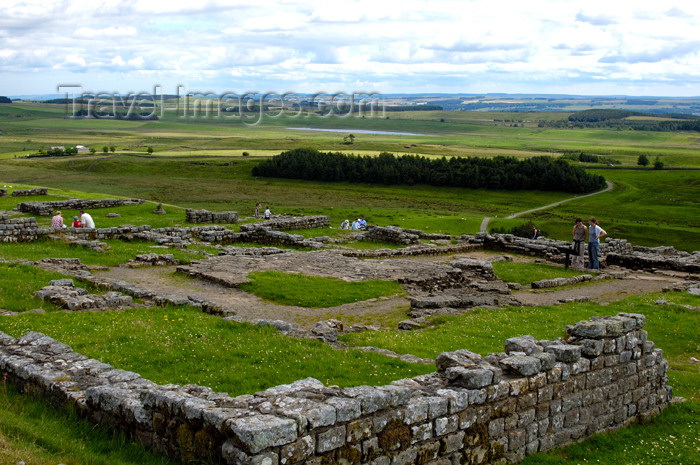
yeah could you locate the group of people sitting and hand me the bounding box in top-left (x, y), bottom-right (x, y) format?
top-left (340, 216), bottom-right (367, 230)
top-left (50, 210), bottom-right (95, 229)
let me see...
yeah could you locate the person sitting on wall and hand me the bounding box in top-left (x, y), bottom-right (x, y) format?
top-left (72, 215), bottom-right (82, 228)
top-left (358, 216), bottom-right (367, 229)
top-left (351, 219), bottom-right (360, 230)
top-left (263, 205), bottom-right (271, 220)
top-left (80, 209), bottom-right (95, 229)
top-left (340, 219), bottom-right (350, 229)
top-left (51, 210), bottom-right (64, 228)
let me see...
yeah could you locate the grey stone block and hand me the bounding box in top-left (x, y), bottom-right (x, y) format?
top-left (546, 344), bottom-right (581, 363)
top-left (228, 415), bottom-right (298, 454)
top-left (500, 355), bottom-right (541, 376)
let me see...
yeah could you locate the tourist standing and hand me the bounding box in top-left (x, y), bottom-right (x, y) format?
top-left (587, 217), bottom-right (607, 271)
top-left (80, 209), bottom-right (95, 229)
top-left (572, 217), bottom-right (587, 270)
top-left (51, 210), bottom-right (64, 228)
top-left (531, 225), bottom-right (539, 240)
top-left (255, 203), bottom-right (261, 219)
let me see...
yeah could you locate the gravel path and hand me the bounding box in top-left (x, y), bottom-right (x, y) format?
top-left (480, 181), bottom-right (614, 232)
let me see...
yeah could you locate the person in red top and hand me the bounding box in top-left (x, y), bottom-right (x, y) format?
top-left (72, 215), bottom-right (82, 228)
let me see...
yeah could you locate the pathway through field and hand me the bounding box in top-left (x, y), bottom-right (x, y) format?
top-left (479, 181), bottom-right (613, 233)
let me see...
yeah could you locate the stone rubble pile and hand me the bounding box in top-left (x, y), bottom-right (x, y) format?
top-left (0, 313), bottom-right (671, 465)
top-left (17, 198), bottom-right (145, 216)
top-left (186, 209), bottom-right (239, 224)
top-left (36, 279), bottom-right (133, 311)
top-left (11, 188), bottom-right (48, 196)
top-left (0, 188), bottom-right (7, 197)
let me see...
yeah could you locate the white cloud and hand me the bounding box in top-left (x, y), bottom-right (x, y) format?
top-left (74, 26), bottom-right (137, 38)
top-left (1, 0), bottom-right (699, 95)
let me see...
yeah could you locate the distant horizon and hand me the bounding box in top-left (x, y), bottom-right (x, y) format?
top-left (7, 92), bottom-right (700, 101)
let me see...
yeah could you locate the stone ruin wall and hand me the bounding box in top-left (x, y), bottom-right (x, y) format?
top-left (0, 313), bottom-right (671, 465)
top-left (0, 214), bottom-right (47, 242)
top-left (10, 188), bottom-right (48, 197)
top-left (240, 215), bottom-right (330, 232)
top-left (2, 209), bottom-right (698, 271)
top-left (186, 209), bottom-right (239, 224)
top-left (17, 198), bottom-right (145, 216)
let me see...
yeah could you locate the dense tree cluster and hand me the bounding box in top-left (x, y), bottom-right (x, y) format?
top-left (28, 146), bottom-right (79, 158)
top-left (560, 152), bottom-right (610, 164)
top-left (252, 148), bottom-right (607, 193)
top-left (568, 109), bottom-right (638, 122)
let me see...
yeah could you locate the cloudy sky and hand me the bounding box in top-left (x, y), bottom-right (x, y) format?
top-left (2, 0), bottom-right (699, 97)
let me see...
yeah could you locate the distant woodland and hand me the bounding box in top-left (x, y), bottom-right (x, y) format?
top-left (541, 109), bottom-right (700, 131)
top-left (253, 148), bottom-right (607, 193)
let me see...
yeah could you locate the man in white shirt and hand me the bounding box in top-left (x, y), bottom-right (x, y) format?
top-left (79, 209), bottom-right (95, 229)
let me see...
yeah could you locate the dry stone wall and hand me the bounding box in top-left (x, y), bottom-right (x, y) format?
top-left (0, 313), bottom-right (671, 465)
top-left (17, 198), bottom-right (145, 216)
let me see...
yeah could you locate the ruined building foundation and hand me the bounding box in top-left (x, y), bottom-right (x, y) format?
top-left (0, 313), bottom-right (671, 465)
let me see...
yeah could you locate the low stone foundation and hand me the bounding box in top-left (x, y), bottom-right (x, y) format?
top-left (240, 215), bottom-right (330, 232)
top-left (17, 198), bottom-right (145, 216)
top-left (360, 226), bottom-right (421, 245)
top-left (11, 188), bottom-right (48, 196)
top-left (0, 313), bottom-right (671, 465)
